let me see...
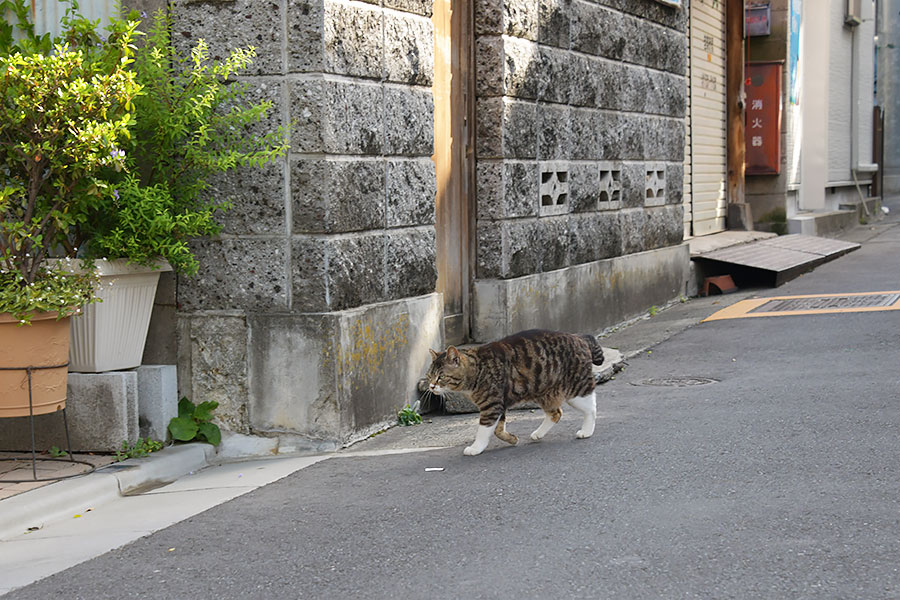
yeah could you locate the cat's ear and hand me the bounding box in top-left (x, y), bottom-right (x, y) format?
top-left (429, 348), bottom-right (439, 361)
top-left (446, 346), bottom-right (460, 365)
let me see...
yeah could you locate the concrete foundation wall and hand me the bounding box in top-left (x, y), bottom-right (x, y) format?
top-left (473, 243), bottom-right (690, 341)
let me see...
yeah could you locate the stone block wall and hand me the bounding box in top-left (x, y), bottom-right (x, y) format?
top-left (473, 0), bottom-right (687, 281)
top-left (169, 0), bottom-right (440, 443)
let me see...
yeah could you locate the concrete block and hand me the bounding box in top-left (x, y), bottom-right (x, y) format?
top-left (179, 315), bottom-right (249, 434)
top-left (292, 234), bottom-right (386, 312)
top-left (217, 430), bottom-right (279, 460)
top-left (385, 228), bottom-right (438, 300)
top-left (502, 0), bottom-right (539, 40)
top-left (142, 272), bottom-right (177, 366)
top-left (568, 211), bottom-right (623, 264)
top-left (538, 104), bottom-right (571, 160)
top-left (570, 2), bottom-right (622, 59)
top-left (384, 0), bottom-right (433, 17)
top-left (472, 243), bottom-right (691, 341)
top-left (475, 36), bottom-right (505, 97)
top-left (570, 108), bottom-right (600, 160)
top-left (386, 159), bottom-right (437, 227)
top-left (210, 160), bottom-right (286, 236)
top-left (504, 37), bottom-right (542, 100)
top-left (569, 54), bottom-right (599, 107)
top-left (539, 46), bottom-right (572, 105)
top-left (476, 221), bottom-right (504, 279)
top-left (292, 158), bottom-right (385, 233)
top-left (178, 238), bottom-right (289, 312)
top-left (503, 161), bottom-right (540, 217)
top-left (247, 294), bottom-right (443, 443)
top-left (287, 0), bottom-right (325, 73)
top-left (538, 0), bottom-right (570, 48)
top-left (384, 86), bottom-right (434, 156)
top-left (384, 12), bottom-right (434, 85)
top-left (290, 79), bottom-right (385, 155)
top-left (569, 162), bottom-right (600, 212)
top-left (0, 372), bottom-right (138, 453)
top-left (323, 0), bottom-right (383, 80)
top-left (476, 162), bottom-right (504, 220)
top-left (171, 0), bottom-right (284, 76)
top-left (136, 365), bottom-right (178, 442)
top-left (603, 0), bottom-right (687, 32)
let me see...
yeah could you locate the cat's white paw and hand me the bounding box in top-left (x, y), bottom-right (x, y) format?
top-left (463, 445), bottom-right (483, 456)
top-left (530, 430), bottom-right (544, 441)
top-left (576, 429), bottom-right (593, 439)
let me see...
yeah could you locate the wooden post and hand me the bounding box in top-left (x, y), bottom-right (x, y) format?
top-left (726, 0), bottom-right (752, 230)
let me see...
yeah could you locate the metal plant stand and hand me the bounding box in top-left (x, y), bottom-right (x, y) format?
top-left (0, 363), bottom-right (95, 482)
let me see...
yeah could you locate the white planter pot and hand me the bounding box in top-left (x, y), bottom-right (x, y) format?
top-left (66, 259), bottom-right (172, 373)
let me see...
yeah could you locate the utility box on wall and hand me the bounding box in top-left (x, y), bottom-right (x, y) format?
top-left (746, 3), bottom-right (771, 37)
top-left (746, 61), bottom-right (783, 175)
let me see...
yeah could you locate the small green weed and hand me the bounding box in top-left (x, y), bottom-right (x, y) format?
top-left (115, 438), bottom-right (164, 462)
top-left (48, 445), bottom-right (68, 458)
top-left (168, 397), bottom-right (222, 446)
top-left (398, 404), bottom-right (422, 426)
top-left (649, 305), bottom-right (659, 317)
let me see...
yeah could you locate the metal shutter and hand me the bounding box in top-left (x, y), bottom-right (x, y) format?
top-left (688, 0), bottom-right (727, 236)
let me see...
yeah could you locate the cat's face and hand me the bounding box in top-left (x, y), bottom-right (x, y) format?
top-left (426, 346), bottom-right (468, 394)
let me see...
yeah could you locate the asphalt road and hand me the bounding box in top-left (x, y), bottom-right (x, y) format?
top-left (7, 200), bottom-right (900, 600)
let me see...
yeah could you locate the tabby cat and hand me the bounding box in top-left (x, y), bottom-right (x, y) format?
top-left (426, 329), bottom-right (604, 456)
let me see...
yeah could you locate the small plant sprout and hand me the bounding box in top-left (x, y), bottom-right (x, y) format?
top-left (398, 402), bottom-right (423, 426)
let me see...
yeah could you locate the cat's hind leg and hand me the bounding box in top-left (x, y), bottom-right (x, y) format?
top-left (530, 407), bottom-right (562, 441)
top-left (494, 415), bottom-right (518, 446)
top-left (566, 390), bottom-right (597, 439)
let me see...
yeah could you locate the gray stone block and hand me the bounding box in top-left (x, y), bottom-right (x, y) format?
top-left (666, 163), bottom-right (684, 205)
top-left (502, 0), bottom-right (539, 40)
top-left (571, 2), bottom-right (623, 59)
top-left (385, 227), bottom-right (438, 300)
top-left (179, 315), bottom-right (249, 433)
top-left (569, 162), bottom-right (600, 212)
top-left (476, 162), bottom-right (504, 220)
top-left (539, 46), bottom-right (573, 105)
top-left (384, 0), bottom-right (433, 17)
top-left (292, 234), bottom-right (386, 312)
top-left (476, 220), bottom-right (504, 278)
top-left (136, 365), bottom-right (178, 442)
top-left (387, 159), bottom-right (436, 227)
top-left (143, 272), bottom-right (177, 365)
top-left (384, 86), bottom-right (434, 156)
top-left (503, 161), bottom-right (540, 217)
top-left (210, 160), bottom-right (286, 236)
top-left (292, 158), bottom-right (386, 233)
top-left (384, 12), bottom-right (434, 85)
top-left (505, 219), bottom-right (543, 277)
top-left (287, 0), bottom-right (325, 73)
top-left (539, 216), bottom-right (570, 271)
top-left (0, 372), bottom-right (138, 452)
top-left (441, 390), bottom-right (479, 414)
top-left (504, 37), bottom-right (542, 99)
top-left (476, 97), bottom-right (504, 158)
top-left (568, 212), bottom-right (623, 264)
top-left (178, 238), bottom-right (289, 312)
top-left (603, 0), bottom-right (687, 32)
top-left (538, 0), bottom-right (570, 48)
top-left (324, 0), bottom-right (383, 80)
top-left (620, 207), bottom-right (646, 255)
top-left (291, 79), bottom-right (385, 155)
top-left (569, 54), bottom-right (599, 107)
top-left (171, 0), bottom-right (284, 76)
top-left (595, 111), bottom-right (624, 160)
top-left (475, 0), bottom-right (502, 35)
top-left (475, 36), bottom-right (505, 97)
top-left (570, 108), bottom-right (600, 160)
top-left (538, 104), bottom-right (571, 160)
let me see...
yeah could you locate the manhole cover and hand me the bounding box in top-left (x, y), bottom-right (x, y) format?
top-left (632, 376), bottom-right (719, 387)
top-left (752, 293), bottom-right (900, 313)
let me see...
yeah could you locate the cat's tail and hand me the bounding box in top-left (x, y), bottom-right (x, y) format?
top-left (579, 334), bottom-right (605, 366)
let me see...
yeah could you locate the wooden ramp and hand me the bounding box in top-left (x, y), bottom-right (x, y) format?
top-left (692, 234), bottom-right (861, 287)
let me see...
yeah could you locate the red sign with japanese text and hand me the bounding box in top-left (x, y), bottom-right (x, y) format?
top-left (745, 62), bottom-right (783, 175)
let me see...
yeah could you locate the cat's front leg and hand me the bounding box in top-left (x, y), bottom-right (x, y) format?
top-left (464, 413), bottom-right (501, 456)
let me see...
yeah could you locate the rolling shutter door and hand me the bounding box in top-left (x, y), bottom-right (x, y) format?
top-left (689, 0), bottom-right (727, 236)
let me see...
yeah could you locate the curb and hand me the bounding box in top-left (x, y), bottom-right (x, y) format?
top-left (0, 443), bottom-right (214, 541)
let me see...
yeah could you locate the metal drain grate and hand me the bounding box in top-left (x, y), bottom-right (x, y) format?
top-left (751, 293), bottom-right (900, 313)
top-left (632, 376), bottom-right (719, 387)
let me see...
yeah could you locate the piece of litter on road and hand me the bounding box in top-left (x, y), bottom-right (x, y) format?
top-left (168, 548), bottom-right (176, 552)
top-left (73, 514), bottom-right (82, 519)
top-left (424, 467), bottom-right (444, 472)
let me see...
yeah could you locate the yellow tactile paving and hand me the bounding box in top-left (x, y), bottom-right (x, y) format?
top-left (703, 291), bottom-right (900, 322)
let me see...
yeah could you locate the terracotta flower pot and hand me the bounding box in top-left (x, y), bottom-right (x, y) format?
top-left (0, 311), bottom-right (71, 417)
